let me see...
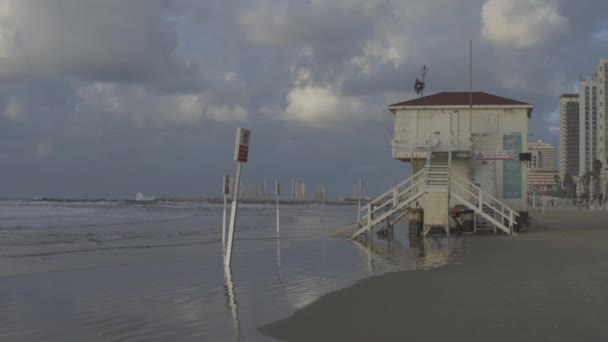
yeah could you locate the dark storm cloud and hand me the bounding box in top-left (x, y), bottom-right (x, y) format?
top-left (1, 0), bottom-right (607, 198)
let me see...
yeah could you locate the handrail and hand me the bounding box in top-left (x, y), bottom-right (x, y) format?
top-left (361, 168), bottom-right (426, 209)
top-left (359, 176), bottom-right (426, 222)
top-left (367, 178), bottom-right (426, 218)
top-left (450, 181), bottom-right (512, 223)
top-left (451, 171), bottom-right (519, 218)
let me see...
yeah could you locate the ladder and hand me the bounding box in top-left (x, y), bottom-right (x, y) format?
top-left (426, 151), bottom-right (450, 190)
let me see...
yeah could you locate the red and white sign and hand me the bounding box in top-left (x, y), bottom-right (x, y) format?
top-left (233, 128), bottom-right (251, 163)
top-left (476, 150), bottom-right (515, 161)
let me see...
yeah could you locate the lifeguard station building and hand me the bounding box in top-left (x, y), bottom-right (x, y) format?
top-left (349, 92), bottom-right (533, 239)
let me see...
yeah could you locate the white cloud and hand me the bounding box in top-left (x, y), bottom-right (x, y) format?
top-left (350, 33), bottom-right (410, 73)
top-left (75, 82), bottom-right (248, 127)
top-left (3, 97), bottom-right (21, 120)
top-left (481, 0), bottom-right (568, 48)
top-left (282, 85), bottom-right (367, 127)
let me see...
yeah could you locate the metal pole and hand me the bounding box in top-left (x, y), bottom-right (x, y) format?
top-left (469, 40), bottom-right (473, 134)
top-left (357, 178), bottom-right (363, 222)
top-left (321, 186), bottom-right (325, 222)
top-left (225, 162), bottom-right (242, 267)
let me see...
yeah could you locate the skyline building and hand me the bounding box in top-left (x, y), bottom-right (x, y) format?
top-left (579, 79), bottom-right (600, 176)
top-left (559, 94), bottom-right (580, 178)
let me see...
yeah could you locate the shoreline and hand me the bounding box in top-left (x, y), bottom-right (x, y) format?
top-left (260, 209), bottom-right (608, 341)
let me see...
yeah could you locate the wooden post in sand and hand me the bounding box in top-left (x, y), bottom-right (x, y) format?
top-left (225, 128), bottom-right (251, 267)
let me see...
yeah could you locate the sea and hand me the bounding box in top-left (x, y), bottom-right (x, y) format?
top-left (0, 199), bottom-right (464, 341)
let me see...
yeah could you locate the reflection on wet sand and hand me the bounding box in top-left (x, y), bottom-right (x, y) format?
top-left (223, 265), bottom-right (241, 342)
top-left (352, 232), bottom-right (462, 271)
top-left (276, 222), bottom-right (282, 283)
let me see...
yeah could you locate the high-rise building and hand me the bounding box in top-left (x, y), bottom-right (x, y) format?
top-left (595, 58), bottom-right (608, 169)
top-left (559, 94), bottom-right (580, 178)
top-left (528, 140), bottom-right (556, 170)
top-left (527, 140), bottom-right (558, 191)
top-left (579, 79), bottom-right (600, 176)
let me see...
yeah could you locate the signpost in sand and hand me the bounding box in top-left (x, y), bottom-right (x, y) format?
top-left (222, 175), bottom-right (230, 249)
top-left (225, 127), bottom-right (250, 267)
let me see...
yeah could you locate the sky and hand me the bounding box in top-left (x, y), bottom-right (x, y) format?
top-left (0, 0), bottom-right (607, 199)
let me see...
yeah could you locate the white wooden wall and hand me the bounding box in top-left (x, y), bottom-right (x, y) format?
top-left (394, 107), bottom-right (529, 210)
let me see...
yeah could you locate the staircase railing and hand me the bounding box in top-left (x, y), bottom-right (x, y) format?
top-left (450, 171), bottom-right (518, 235)
top-left (349, 148), bottom-right (519, 239)
top-left (358, 168), bottom-right (426, 223)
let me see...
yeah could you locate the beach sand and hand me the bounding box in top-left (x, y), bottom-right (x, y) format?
top-left (260, 209), bottom-right (608, 341)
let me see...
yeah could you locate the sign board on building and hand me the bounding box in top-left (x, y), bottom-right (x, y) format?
top-left (233, 128), bottom-right (251, 163)
top-left (503, 133), bottom-right (523, 199)
top-left (475, 151), bottom-right (515, 160)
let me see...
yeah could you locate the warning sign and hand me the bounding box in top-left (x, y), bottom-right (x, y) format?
top-left (476, 150), bottom-right (515, 160)
top-left (233, 128), bottom-right (251, 163)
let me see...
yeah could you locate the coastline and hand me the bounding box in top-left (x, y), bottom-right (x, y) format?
top-left (260, 209), bottom-right (608, 341)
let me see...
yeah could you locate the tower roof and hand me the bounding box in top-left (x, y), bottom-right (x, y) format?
top-left (389, 91), bottom-right (533, 117)
top-left (390, 91), bottom-right (531, 107)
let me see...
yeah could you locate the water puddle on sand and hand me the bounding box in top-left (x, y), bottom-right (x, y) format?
top-left (0, 205), bottom-right (465, 341)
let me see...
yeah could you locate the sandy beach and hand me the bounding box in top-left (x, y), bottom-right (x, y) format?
top-left (261, 209), bottom-right (608, 341)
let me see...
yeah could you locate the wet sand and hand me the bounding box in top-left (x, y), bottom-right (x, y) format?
top-left (260, 209), bottom-right (608, 341)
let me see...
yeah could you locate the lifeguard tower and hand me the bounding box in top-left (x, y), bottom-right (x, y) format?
top-left (349, 92), bottom-right (533, 239)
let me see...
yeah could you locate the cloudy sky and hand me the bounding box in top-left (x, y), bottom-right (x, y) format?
top-left (0, 0), bottom-right (607, 199)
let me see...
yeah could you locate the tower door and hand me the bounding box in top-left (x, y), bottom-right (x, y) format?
top-left (474, 161), bottom-right (496, 196)
top-left (430, 113), bottom-right (452, 151)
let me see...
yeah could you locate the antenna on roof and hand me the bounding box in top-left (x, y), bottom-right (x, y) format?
top-left (469, 40), bottom-right (473, 134)
top-left (414, 65), bottom-right (429, 97)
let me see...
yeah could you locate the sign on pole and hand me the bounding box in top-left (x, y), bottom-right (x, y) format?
top-left (234, 128), bottom-right (251, 163)
top-left (275, 179), bottom-right (280, 234)
top-left (225, 127), bottom-right (251, 267)
top-left (223, 175), bottom-right (230, 195)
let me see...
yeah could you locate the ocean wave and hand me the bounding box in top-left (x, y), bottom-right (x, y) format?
top-left (0, 201), bottom-right (200, 230)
